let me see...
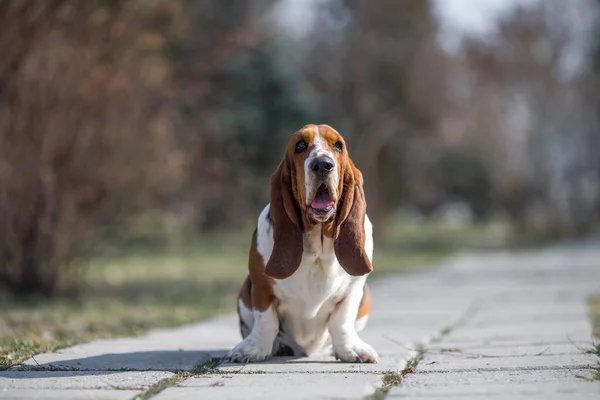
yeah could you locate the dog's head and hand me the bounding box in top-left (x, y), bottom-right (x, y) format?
top-left (265, 124), bottom-right (373, 280)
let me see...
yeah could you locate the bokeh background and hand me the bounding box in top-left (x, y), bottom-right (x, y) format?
top-left (1, 0), bottom-right (599, 368)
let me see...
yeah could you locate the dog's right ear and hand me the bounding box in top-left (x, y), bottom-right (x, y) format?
top-left (264, 157), bottom-right (304, 280)
top-left (333, 158), bottom-right (373, 276)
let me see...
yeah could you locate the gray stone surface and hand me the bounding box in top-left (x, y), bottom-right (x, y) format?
top-left (155, 373), bottom-right (382, 400)
top-left (6, 238), bottom-right (600, 399)
top-left (388, 239), bottom-right (600, 399)
top-left (20, 315), bottom-right (238, 371)
top-left (438, 323), bottom-right (592, 345)
top-left (0, 371), bottom-right (172, 389)
top-left (401, 368), bottom-right (596, 387)
top-left (216, 351), bottom-right (416, 374)
top-left (0, 389), bottom-right (140, 399)
top-left (418, 353), bottom-right (596, 372)
top-left (20, 350), bottom-right (214, 372)
top-left (391, 369), bottom-right (600, 399)
top-left (423, 343), bottom-right (585, 357)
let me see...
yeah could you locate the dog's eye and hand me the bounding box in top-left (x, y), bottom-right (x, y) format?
top-left (333, 141), bottom-right (343, 153)
top-left (295, 140), bottom-right (308, 154)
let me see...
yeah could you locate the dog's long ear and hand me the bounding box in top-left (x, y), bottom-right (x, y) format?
top-left (334, 159), bottom-right (373, 276)
top-left (264, 157), bottom-right (304, 279)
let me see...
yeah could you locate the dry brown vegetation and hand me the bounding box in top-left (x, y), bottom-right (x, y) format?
top-left (0, 0), bottom-right (599, 297)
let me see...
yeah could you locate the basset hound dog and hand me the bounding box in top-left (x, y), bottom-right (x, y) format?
top-left (227, 124), bottom-right (378, 363)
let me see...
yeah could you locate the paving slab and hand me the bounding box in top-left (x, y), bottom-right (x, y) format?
top-left (388, 239), bottom-right (600, 399)
top-left (0, 370), bottom-right (172, 390)
top-left (0, 389), bottom-right (140, 400)
top-left (389, 387), bottom-right (600, 400)
top-left (217, 351), bottom-right (417, 374)
top-left (422, 343), bottom-right (585, 357)
top-left (155, 373), bottom-right (382, 400)
top-left (438, 322), bottom-right (592, 344)
top-left (7, 238), bottom-right (600, 399)
top-left (466, 311), bottom-right (589, 325)
top-left (389, 395), bottom-right (597, 400)
top-left (390, 369), bottom-right (600, 399)
top-left (20, 315), bottom-right (238, 371)
top-left (418, 352), bottom-right (596, 372)
top-left (20, 349), bottom-right (215, 372)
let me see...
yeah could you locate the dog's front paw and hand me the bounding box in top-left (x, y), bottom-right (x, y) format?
top-left (226, 336), bottom-right (273, 363)
top-left (333, 339), bottom-right (379, 363)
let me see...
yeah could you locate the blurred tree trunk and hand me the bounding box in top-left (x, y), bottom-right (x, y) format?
top-left (462, 1), bottom-right (600, 237)
top-left (307, 0), bottom-right (446, 234)
top-left (0, 1), bottom-right (180, 294)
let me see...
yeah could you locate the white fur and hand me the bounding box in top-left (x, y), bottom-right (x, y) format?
top-left (355, 315), bottom-right (369, 332)
top-left (238, 298), bottom-right (254, 338)
top-left (228, 304), bottom-right (279, 362)
top-left (304, 131), bottom-right (338, 201)
top-left (231, 203), bottom-right (377, 362)
top-left (328, 273), bottom-right (378, 363)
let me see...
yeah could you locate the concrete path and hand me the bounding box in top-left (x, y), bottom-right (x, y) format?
top-left (1, 240), bottom-right (599, 399)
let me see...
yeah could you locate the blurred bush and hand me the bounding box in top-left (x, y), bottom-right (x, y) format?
top-left (0, 0), bottom-right (599, 294)
top-left (0, 0), bottom-right (310, 294)
top-left (0, 0), bottom-right (181, 294)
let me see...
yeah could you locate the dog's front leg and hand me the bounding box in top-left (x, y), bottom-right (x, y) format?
top-left (329, 280), bottom-right (379, 363)
top-left (227, 301), bottom-right (278, 363)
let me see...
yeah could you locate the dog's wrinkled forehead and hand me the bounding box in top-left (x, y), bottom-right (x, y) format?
top-left (287, 124), bottom-right (346, 162)
top-left (282, 124), bottom-right (347, 205)
top-left (307, 128), bottom-right (333, 160)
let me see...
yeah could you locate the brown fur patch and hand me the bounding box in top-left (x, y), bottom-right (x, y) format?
top-left (357, 284), bottom-right (371, 320)
top-left (333, 156), bottom-right (372, 276)
top-left (264, 157), bottom-right (304, 279)
top-left (237, 276), bottom-right (252, 338)
top-left (239, 275), bottom-right (252, 309)
top-left (248, 229), bottom-right (275, 311)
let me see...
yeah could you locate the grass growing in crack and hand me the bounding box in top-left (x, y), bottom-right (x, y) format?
top-left (367, 371), bottom-right (405, 400)
top-left (133, 357), bottom-right (224, 400)
top-left (0, 338), bottom-right (78, 370)
top-left (587, 296), bottom-right (600, 381)
top-left (367, 352), bottom-right (423, 400)
top-left (133, 374), bottom-right (189, 400)
top-left (189, 357), bottom-right (222, 375)
top-left (589, 296), bottom-right (600, 340)
top-left (403, 356), bottom-right (420, 373)
top-left (588, 344), bottom-right (600, 381)
top-left (381, 371), bottom-right (403, 389)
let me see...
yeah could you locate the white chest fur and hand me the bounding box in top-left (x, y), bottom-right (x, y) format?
top-left (273, 225), bottom-right (353, 319)
top-left (255, 204), bottom-right (371, 354)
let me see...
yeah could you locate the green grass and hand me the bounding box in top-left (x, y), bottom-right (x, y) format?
top-left (0, 220), bottom-right (504, 371)
top-left (368, 350), bottom-right (424, 399)
top-left (132, 358), bottom-right (222, 400)
top-left (0, 232), bottom-right (251, 370)
top-left (133, 374), bottom-right (189, 400)
top-left (384, 214), bottom-right (514, 249)
top-left (590, 297), bottom-right (600, 340)
top-left (589, 345), bottom-right (600, 382)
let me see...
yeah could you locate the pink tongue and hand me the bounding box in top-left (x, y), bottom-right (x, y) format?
top-left (311, 188), bottom-right (334, 209)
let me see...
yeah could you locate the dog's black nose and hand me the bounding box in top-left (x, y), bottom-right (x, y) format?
top-left (310, 157), bottom-right (335, 175)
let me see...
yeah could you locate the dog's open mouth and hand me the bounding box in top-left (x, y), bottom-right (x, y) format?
top-left (310, 184), bottom-right (334, 215)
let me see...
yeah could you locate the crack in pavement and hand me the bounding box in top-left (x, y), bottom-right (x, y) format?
top-left (367, 302), bottom-right (479, 399)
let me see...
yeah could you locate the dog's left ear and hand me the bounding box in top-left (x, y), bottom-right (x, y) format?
top-left (334, 159), bottom-right (373, 276)
top-left (264, 156), bottom-right (304, 280)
